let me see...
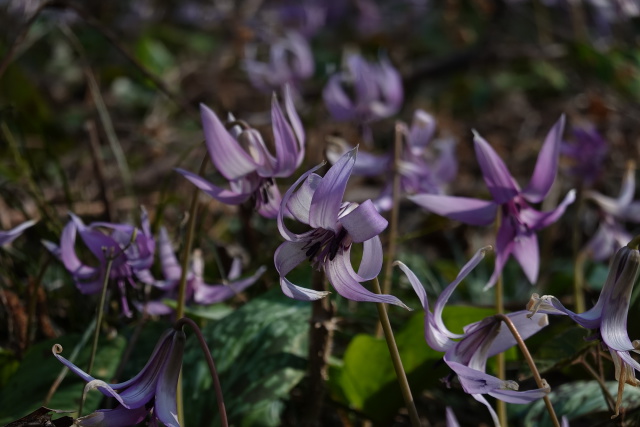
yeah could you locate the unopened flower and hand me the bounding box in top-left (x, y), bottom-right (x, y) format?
top-left (583, 162), bottom-right (640, 261)
top-left (137, 227), bottom-right (265, 315)
top-left (323, 53), bottom-right (403, 143)
top-left (0, 219), bottom-right (35, 246)
top-left (528, 240), bottom-right (640, 416)
top-left (43, 209), bottom-right (155, 317)
top-left (396, 247), bottom-right (550, 425)
top-left (410, 117), bottom-right (575, 289)
top-left (244, 31), bottom-right (314, 94)
top-left (53, 327), bottom-right (184, 426)
top-left (177, 86), bottom-right (305, 218)
top-left (275, 148), bottom-right (406, 307)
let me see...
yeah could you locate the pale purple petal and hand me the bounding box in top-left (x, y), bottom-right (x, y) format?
top-left (472, 394), bottom-right (500, 427)
top-left (283, 84), bottom-right (306, 167)
top-left (77, 405), bottom-right (148, 427)
top-left (489, 386), bottom-right (550, 404)
top-left (278, 163), bottom-right (325, 242)
top-left (407, 110), bottom-right (436, 155)
top-left (409, 194), bottom-right (498, 226)
top-left (154, 330), bottom-right (185, 427)
top-left (473, 131), bottom-right (519, 204)
top-left (487, 311), bottom-right (549, 357)
top-left (280, 276), bottom-right (330, 301)
top-left (526, 293), bottom-right (602, 330)
top-left (485, 219), bottom-right (516, 290)
top-left (274, 240), bottom-right (312, 278)
top-left (522, 189), bottom-right (576, 230)
top-left (445, 407), bottom-right (460, 427)
top-left (157, 227), bottom-right (181, 282)
top-left (228, 257), bottom-right (242, 281)
top-left (309, 148), bottom-right (356, 231)
top-left (356, 236), bottom-right (384, 281)
top-left (286, 173), bottom-right (321, 224)
top-left (326, 249), bottom-right (408, 308)
top-left (257, 183), bottom-right (283, 219)
top-left (326, 139), bottom-right (390, 176)
top-left (522, 115), bottom-right (565, 203)
top-left (0, 219), bottom-right (35, 246)
top-left (271, 92), bottom-right (301, 177)
top-left (176, 168), bottom-right (253, 204)
top-left (200, 103), bottom-right (256, 180)
top-left (339, 200), bottom-right (388, 243)
top-left (194, 265), bottom-right (266, 304)
top-left (57, 221), bottom-right (98, 279)
top-left (511, 232), bottom-right (539, 284)
top-left (323, 74), bottom-right (356, 121)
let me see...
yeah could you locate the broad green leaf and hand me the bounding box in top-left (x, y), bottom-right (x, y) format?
top-left (0, 334), bottom-right (126, 424)
top-left (161, 299), bottom-right (233, 321)
top-left (182, 288), bottom-right (310, 427)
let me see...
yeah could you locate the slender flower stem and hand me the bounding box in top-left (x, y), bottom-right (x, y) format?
top-left (494, 313), bottom-right (560, 427)
top-left (376, 122), bottom-right (404, 338)
top-left (494, 210), bottom-right (507, 426)
top-left (174, 317), bottom-right (228, 427)
top-left (175, 154), bottom-right (208, 426)
top-left (571, 186), bottom-right (586, 313)
top-left (79, 248), bottom-right (115, 416)
top-left (575, 352), bottom-right (615, 413)
top-left (26, 253), bottom-right (52, 348)
top-left (372, 277), bottom-right (422, 427)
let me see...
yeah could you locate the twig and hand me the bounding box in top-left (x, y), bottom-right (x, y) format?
top-left (495, 313), bottom-right (560, 427)
top-left (174, 317), bottom-right (228, 427)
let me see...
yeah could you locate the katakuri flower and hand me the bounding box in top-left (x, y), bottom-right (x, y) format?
top-left (244, 31), bottom-right (314, 95)
top-left (323, 53), bottom-right (403, 143)
top-left (396, 247), bottom-right (550, 426)
top-left (527, 239), bottom-right (640, 416)
top-left (561, 123), bottom-right (608, 187)
top-left (43, 209), bottom-right (155, 317)
top-left (326, 109), bottom-right (457, 211)
top-left (53, 327), bottom-right (184, 426)
top-left (275, 148), bottom-right (407, 307)
top-left (582, 161), bottom-right (640, 261)
top-left (137, 227), bottom-right (265, 315)
top-left (0, 219), bottom-right (35, 246)
top-left (410, 116), bottom-right (576, 289)
top-left (177, 85), bottom-right (305, 218)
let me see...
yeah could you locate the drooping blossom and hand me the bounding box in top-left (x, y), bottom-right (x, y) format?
top-left (582, 162), bottom-right (640, 261)
top-left (177, 86), bottom-right (305, 218)
top-left (410, 117), bottom-right (576, 289)
top-left (0, 219), bottom-right (35, 246)
top-left (326, 109), bottom-right (457, 211)
top-left (43, 209), bottom-right (155, 317)
top-left (137, 227), bottom-right (265, 315)
top-left (274, 148), bottom-right (407, 308)
top-left (527, 240), bottom-right (640, 416)
top-left (396, 247), bottom-right (550, 426)
top-left (53, 327), bottom-right (184, 426)
top-left (323, 53), bottom-right (403, 144)
top-left (244, 31), bottom-right (314, 95)
top-left (561, 123), bottom-right (608, 187)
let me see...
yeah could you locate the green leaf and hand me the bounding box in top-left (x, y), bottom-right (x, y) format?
top-left (161, 299), bottom-right (233, 321)
top-left (0, 334), bottom-right (126, 424)
top-left (182, 289), bottom-right (310, 427)
top-left (519, 380), bottom-right (640, 426)
top-left (135, 37), bottom-right (175, 76)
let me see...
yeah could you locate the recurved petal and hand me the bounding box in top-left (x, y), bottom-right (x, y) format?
top-left (487, 311), bottom-right (549, 357)
top-left (323, 74), bottom-right (356, 121)
top-left (286, 173), bottom-right (321, 224)
top-left (473, 131), bottom-right (519, 204)
top-left (340, 200), bottom-right (388, 243)
top-left (472, 394), bottom-right (500, 427)
top-left (283, 84), bottom-right (306, 167)
top-left (257, 183), bottom-right (283, 219)
top-left (326, 248), bottom-right (408, 308)
top-left (523, 189), bottom-right (576, 230)
top-left (175, 168), bottom-right (253, 204)
top-left (355, 236), bottom-right (384, 281)
top-left (76, 405), bottom-right (148, 427)
top-left (0, 219), bottom-right (36, 246)
top-left (200, 103), bottom-right (256, 180)
top-left (194, 266), bottom-right (266, 305)
top-left (484, 220), bottom-right (516, 290)
top-left (407, 109), bottom-right (436, 155)
top-left (272, 92), bottom-right (300, 176)
top-left (309, 148), bottom-right (356, 231)
top-left (522, 115), bottom-right (565, 203)
top-left (279, 163), bottom-right (325, 241)
top-left (489, 385), bottom-right (550, 404)
top-left (274, 240), bottom-right (312, 277)
top-left (409, 194), bottom-right (497, 226)
top-left (280, 276), bottom-right (331, 301)
top-left (57, 222), bottom-right (97, 279)
top-left (526, 293), bottom-right (602, 330)
top-left (157, 227), bottom-right (181, 282)
top-left (511, 232), bottom-right (539, 284)
top-left (154, 330), bottom-right (185, 427)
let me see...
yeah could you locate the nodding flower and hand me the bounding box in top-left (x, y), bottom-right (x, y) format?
top-left (43, 209), bottom-right (155, 317)
top-left (274, 148), bottom-right (407, 308)
top-left (410, 116), bottom-right (575, 289)
top-left (177, 85), bottom-right (305, 218)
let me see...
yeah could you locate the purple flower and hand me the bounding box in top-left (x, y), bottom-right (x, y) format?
top-left (0, 219), bottom-right (35, 246)
top-left (410, 117), bottom-right (576, 289)
top-left (528, 241), bottom-right (640, 416)
top-left (137, 227), bottom-right (265, 315)
top-left (323, 53), bottom-right (403, 143)
top-left (326, 109), bottom-right (456, 211)
top-left (244, 31), bottom-right (314, 94)
top-left (53, 327), bottom-right (184, 426)
top-left (177, 86), bottom-right (305, 218)
top-left (396, 247), bottom-right (550, 425)
top-left (583, 163), bottom-right (640, 261)
top-left (43, 209), bottom-right (155, 317)
top-left (274, 148), bottom-right (407, 308)
top-left (561, 124), bottom-right (608, 187)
